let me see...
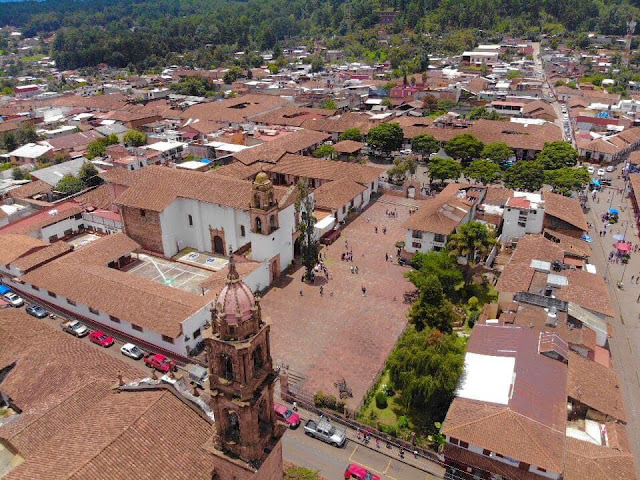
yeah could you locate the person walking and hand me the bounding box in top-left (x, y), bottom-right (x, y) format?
top-left (361, 285), bottom-right (366, 296)
top-left (320, 286), bottom-right (324, 297)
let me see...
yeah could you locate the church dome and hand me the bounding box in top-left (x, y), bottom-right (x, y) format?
top-left (216, 258), bottom-right (256, 325)
top-left (254, 171), bottom-right (270, 185)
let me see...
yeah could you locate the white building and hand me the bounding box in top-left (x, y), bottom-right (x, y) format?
top-left (501, 192), bottom-right (545, 241)
top-left (9, 143), bottom-right (53, 165)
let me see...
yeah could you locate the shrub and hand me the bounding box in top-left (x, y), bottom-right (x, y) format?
top-left (375, 391), bottom-right (388, 409)
top-left (381, 424), bottom-right (398, 437)
top-left (397, 415), bottom-right (409, 430)
top-left (324, 394), bottom-right (337, 410)
top-left (313, 391), bottom-right (325, 407)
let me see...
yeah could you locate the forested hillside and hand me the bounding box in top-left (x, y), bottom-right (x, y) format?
top-left (1, 0), bottom-right (638, 70)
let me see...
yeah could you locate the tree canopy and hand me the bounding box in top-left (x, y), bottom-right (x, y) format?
top-left (481, 142), bottom-right (513, 164)
top-left (123, 129), bottom-right (147, 147)
top-left (367, 123), bottom-right (404, 155)
top-left (56, 173), bottom-right (85, 194)
top-left (536, 141), bottom-right (579, 170)
top-left (447, 221), bottom-right (496, 286)
top-left (503, 160), bottom-right (545, 191)
top-left (445, 134), bottom-right (484, 166)
top-left (428, 157), bottom-right (462, 183)
top-left (78, 162), bottom-right (102, 188)
top-left (544, 166), bottom-right (590, 196)
top-left (312, 144), bottom-right (336, 159)
top-left (411, 134), bottom-right (440, 157)
top-left (339, 128), bottom-right (363, 142)
top-left (464, 159), bottom-right (502, 185)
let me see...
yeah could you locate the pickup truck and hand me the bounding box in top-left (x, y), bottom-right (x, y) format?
top-left (304, 418), bottom-right (347, 447)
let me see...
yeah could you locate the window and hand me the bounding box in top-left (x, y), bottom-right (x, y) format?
top-left (434, 233), bottom-right (446, 243)
top-left (63, 229), bottom-right (73, 236)
top-left (162, 335), bottom-right (174, 344)
top-left (482, 449), bottom-right (491, 456)
top-left (412, 242), bottom-right (421, 249)
top-left (240, 225), bottom-right (245, 237)
top-left (537, 467), bottom-right (547, 473)
top-left (48, 291), bottom-right (57, 298)
top-left (32, 285), bottom-right (39, 291)
top-left (519, 463), bottom-right (530, 471)
top-left (48, 235), bottom-right (58, 242)
top-left (140, 209), bottom-right (146, 217)
top-left (67, 298), bottom-right (76, 306)
top-left (193, 328), bottom-right (201, 338)
top-left (132, 324), bottom-right (143, 332)
top-left (89, 307), bottom-right (99, 315)
top-left (459, 441), bottom-right (469, 449)
top-left (110, 315), bottom-right (121, 323)
top-left (449, 438), bottom-right (459, 445)
top-left (188, 214), bottom-right (193, 227)
top-left (412, 230), bottom-right (423, 239)
top-left (74, 213), bottom-right (82, 220)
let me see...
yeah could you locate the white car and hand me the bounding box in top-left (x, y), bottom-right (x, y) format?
top-left (3, 292), bottom-right (24, 307)
top-left (121, 343), bottom-right (144, 360)
top-left (606, 165), bottom-right (615, 172)
top-left (597, 168), bottom-right (606, 177)
top-left (587, 166), bottom-right (595, 174)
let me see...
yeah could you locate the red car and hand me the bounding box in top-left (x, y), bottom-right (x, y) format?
top-left (88, 330), bottom-right (115, 348)
top-left (144, 353), bottom-right (177, 373)
top-left (274, 402), bottom-right (300, 428)
top-left (320, 229), bottom-right (341, 245)
top-left (344, 464), bottom-right (380, 480)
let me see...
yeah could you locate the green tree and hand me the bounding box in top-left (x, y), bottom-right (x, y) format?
top-left (409, 250), bottom-right (464, 299)
top-left (105, 133), bottom-right (119, 145)
top-left (268, 63), bottom-right (279, 74)
top-left (465, 159), bottom-right (502, 185)
top-left (1, 132), bottom-right (17, 152)
top-left (319, 98), bottom-right (336, 110)
top-left (123, 129), bottom-right (147, 147)
top-left (16, 123), bottom-right (38, 144)
top-left (468, 106), bottom-right (502, 120)
top-left (11, 166), bottom-right (26, 180)
top-left (445, 134), bottom-right (484, 166)
top-left (411, 134), bottom-right (439, 157)
top-left (544, 167), bottom-right (590, 196)
top-left (312, 145), bottom-right (336, 159)
top-left (56, 173), bottom-right (84, 194)
top-left (86, 139), bottom-right (107, 159)
top-left (428, 157), bottom-right (462, 183)
top-left (536, 141), bottom-right (578, 170)
top-left (447, 221), bottom-right (496, 287)
top-left (387, 327), bottom-right (466, 424)
top-left (506, 70), bottom-right (523, 79)
top-left (310, 54), bottom-right (324, 73)
top-left (78, 161), bottom-right (102, 187)
top-left (367, 123), bottom-right (403, 155)
top-left (223, 65), bottom-right (243, 84)
top-left (296, 180), bottom-right (319, 282)
top-left (285, 466), bottom-right (322, 480)
top-left (503, 160), bottom-right (545, 191)
top-left (408, 273), bottom-right (456, 333)
top-left (52, 152), bottom-right (69, 164)
top-left (339, 128), bottom-right (363, 142)
top-left (481, 142), bottom-right (513, 164)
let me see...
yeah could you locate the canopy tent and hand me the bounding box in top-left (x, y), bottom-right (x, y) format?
top-left (615, 242), bottom-right (632, 253)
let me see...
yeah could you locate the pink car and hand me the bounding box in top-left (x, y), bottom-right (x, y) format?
top-left (273, 402), bottom-right (300, 428)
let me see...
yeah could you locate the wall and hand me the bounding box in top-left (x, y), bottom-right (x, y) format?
top-left (404, 230), bottom-right (447, 254)
top-left (250, 440), bottom-right (284, 480)
top-left (40, 215), bottom-right (84, 242)
top-left (251, 203), bottom-right (295, 273)
top-left (7, 276), bottom-right (212, 358)
top-left (502, 206), bottom-right (544, 241)
top-left (122, 206), bottom-right (164, 254)
top-left (244, 263), bottom-right (270, 292)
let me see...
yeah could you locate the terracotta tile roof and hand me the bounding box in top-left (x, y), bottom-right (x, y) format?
top-left (555, 269), bottom-right (614, 318)
top-left (544, 192), bottom-right (588, 231)
top-left (444, 444), bottom-right (542, 480)
top-left (98, 166), bottom-right (141, 186)
top-left (209, 161), bottom-right (268, 180)
top-left (18, 234), bottom-right (212, 338)
top-left (11, 241), bottom-right (73, 273)
top-left (483, 186), bottom-right (514, 206)
top-left (333, 140), bottom-right (365, 154)
top-left (114, 165), bottom-right (292, 212)
top-left (199, 259), bottom-right (262, 293)
top-left (313, 177), bottom-right (367, 210)
top-left (544, 229), bottom-right (592, 258)
top-left (180, 93), bottom-right (290, 123)
top-left (300, 112), bottom-right (384, 134)
top-left (266, 154), bottom-right (384, 185)
top-left (8, 179), bottom-right (52, 199)
top-left (183, 119), bottom-right (225, 134)
top-left (0, 308), bottom-right (223, 480)
top-left (232, 129), bottom-right (330, 165)
top-left (0, 203), bottom-right (84, 235)
top-left (564, 437), bottom-right (638, 480)
top-left (251, 106), bottom-right (336, 127)
top-left (567, 351), bottom-right (627, 422)
top-left (629, 173), bottom-right (640, 209)
top-left (443, 398), bottom-right (566, 472)
top-left (496, 263), bottom-right (536, 292)
top-left (521, 99), bottom-right (557, 119)
top-left (403, 183), bottom-right (475, 234)
top-left (28, 93), bottom-right (129, 111)
top-left (0, 234), bottom-right (47, 265)
top-left (73, 184), bottom-right (115, 210)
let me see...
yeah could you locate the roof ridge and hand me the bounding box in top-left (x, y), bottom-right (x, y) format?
top-left (510, 410), bottom-right (564, 471)
top-left (445, 403), bottom-right (511, 430)
top-left (66, 387), bottom-right (166, 479)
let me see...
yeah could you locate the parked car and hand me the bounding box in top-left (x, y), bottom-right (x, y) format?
top-left (121, 343), bottom-right (145, 360)
top-left (25, 304), bottom-right (48, 318)
top-left (3, 292), bottom-right (24, 307)
top-left (345, 464), bottom-right (381, 480)
top-left (89, 330), bottom-right (115, 348)
top-left (144, 353), bottom-right (177, 372)
top-left (597, 168), bottom-right (606, 177)
top-left (304, 418), bottom-right (346, 447)
top-left (587, 166), bottom-right (595, 174)
top-left (320, 229), bottom-right (341, 245)
top-left (606, 165), bottom-right (615, 172)
top-left (274, 402), bottom-right (300, 428)
top-left (62, 320), bottom-right (89, 338)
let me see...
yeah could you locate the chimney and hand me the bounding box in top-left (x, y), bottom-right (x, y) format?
top-left (546, 307), bottom-right (558, 327)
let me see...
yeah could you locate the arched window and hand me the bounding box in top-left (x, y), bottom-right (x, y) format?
top-left (252, 345), bottom-right (264, 371)
top-left (258, 398), bottom-right (272, 435)
top-left (255, 217), bottom-right (262, 233)
top-left (221, 353), bottom-right (233, 381)
top-left (225, 410), bottom-right (240, 443)
top-left (269, 214), bottom-right (277, 230)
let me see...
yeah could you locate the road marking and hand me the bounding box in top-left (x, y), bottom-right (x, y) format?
top-left (349, 445), bottom-right (358, 461)
top-left (382, 459), bottom-right (391, 475)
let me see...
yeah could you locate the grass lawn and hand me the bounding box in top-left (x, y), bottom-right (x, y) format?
top-left (359, 371), bottom-right (405, 427)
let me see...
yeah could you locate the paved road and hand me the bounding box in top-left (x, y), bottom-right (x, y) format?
top-left (583, 162), bottom-right (640, 475)
top-left (282, 426), bottom-right (441, 480)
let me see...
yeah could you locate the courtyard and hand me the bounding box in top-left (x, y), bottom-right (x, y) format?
top-left (123, 253), bottom-right (212, 295)
top-left (262, 194), bottom-right (425, 408)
